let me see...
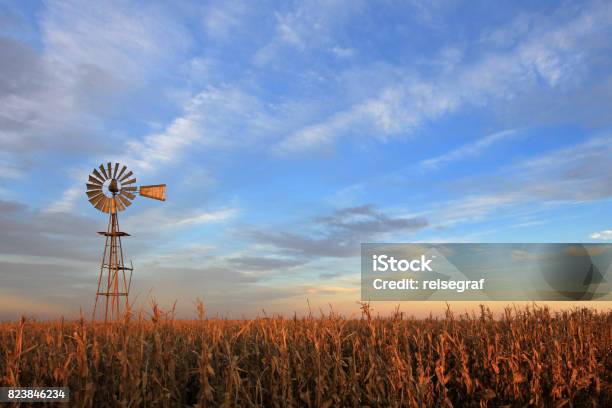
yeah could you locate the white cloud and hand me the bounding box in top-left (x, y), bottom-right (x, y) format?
top-left (275, 11), bottom-right (305, 49)
top-left (509, 219), bottom-right (548, 229)
top-left (426, 193), bottom-right (523, 227)
top-left (45, 185), bottom-right (82, 214)
top-left (590, 230), bottom-right (612, 240)
top-left (124, 86), bottom-right (279, 172)
top-left (175, 208), bottom-right (238, 226)
top-left (420, 129), bottom-right (519, 169)
top-left (274, 83), bottom-right (457, 153)
top-left (331, 46), bottom-right (354, 58)
top-left (42, 163), bottom-right (103, 214)
top-left (123, 206), bottom-right (239, 234)
top-left (125, 93), bottom-right (208, 171)
top-left (274, 104), bottom-right (360, 153)
top-left (202, 1), bottom-right (250, 39)
top-left (254, 0), bottom-right (365, 65)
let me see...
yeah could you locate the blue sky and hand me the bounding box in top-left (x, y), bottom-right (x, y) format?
top-left (1, 0), bottom-right (611, 318)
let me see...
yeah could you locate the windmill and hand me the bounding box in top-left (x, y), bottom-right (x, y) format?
top-left (86, 162), bottom-right (166, 322)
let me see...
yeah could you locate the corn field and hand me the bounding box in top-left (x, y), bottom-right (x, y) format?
top-left (1, 304), bottom-right (610, 407)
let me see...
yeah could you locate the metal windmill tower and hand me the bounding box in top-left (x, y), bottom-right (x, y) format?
top-left (86, 162), bottom-right (166, 322)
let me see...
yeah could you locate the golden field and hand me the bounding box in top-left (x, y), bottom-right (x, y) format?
top-left (1, 303), bottom-right (610, 407)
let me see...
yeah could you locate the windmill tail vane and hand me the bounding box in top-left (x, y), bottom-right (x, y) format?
top-left (86, 162), bottom-right (165, 323)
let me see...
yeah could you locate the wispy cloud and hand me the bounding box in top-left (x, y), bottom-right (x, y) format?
top-left (247, 204), bottom-right (427, 258)
top-left (226, 256), bottom-right (304, 272)
top-left (45, 185), bottom-right (82, 214)
top-left (123, 206), bottom-right (238, 234)
top-left (254, 0), bottom-right (365, 64)
top-left (425, 193), bottom-right (523, 227)
top-left (175, 208), bottom-right (238, 226)
top-left (202, 1), bottom-right (251, 40)
top-left (41, 0), bottom-right (190, 81)
top-left (124, 86), bottom-right (274, 171)
top-left (273, 1), bottom-right (612, 153)
top-left (274, 83), bottom-right (457, 153)
top-left (420, 129), bottom-right (519, 170)
top-left (418, 134), bottom-right (612, 228)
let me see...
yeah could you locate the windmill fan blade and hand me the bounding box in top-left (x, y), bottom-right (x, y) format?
top-left (117, 193), bottom-right (132, 208)
top-left (113, 163), bottom-right (119, 178)
top-left (87, 183), bottom-right (103, 191)
top-left (109, 198), bottom-right (117, 214)
top-left (95, 197), bottom-right (107, 212)
top-left (117, 165), bottom-right (127, 180)
top-left (86, 190), bottom-right (103, 199)
top-left (107, 163), bottom-right (113, 179)
top-left (121, 191), bottom-right (136, 200)
top-left (139, 184), bottom-right (166, 201)
top-left (122, 178), bottom-right (136, 186)
top-left (102, 197), bottom-right (113, 213)
top-left (119, 171), bottom-right (133, 182)
top-left (98, 198), bottom-right (107, 213)
top-left (114, 197), bottom-right (125, 212)
top-left (109, 198), bottom-right (119, 213)
top-left (92, 168), bottom-right (106, 183)
top-left (88, 175), bottom-right (103, 185)
top-left (89, 193), bottom-right (106, 207)
top-left (99, 164), bottom-right (108, 179)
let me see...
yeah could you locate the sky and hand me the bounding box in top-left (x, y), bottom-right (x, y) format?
top-left (0, 0), bottom-right (611, 319)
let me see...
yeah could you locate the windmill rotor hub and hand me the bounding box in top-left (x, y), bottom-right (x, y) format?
top-left (109, 178), bottom-right (119, 193)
